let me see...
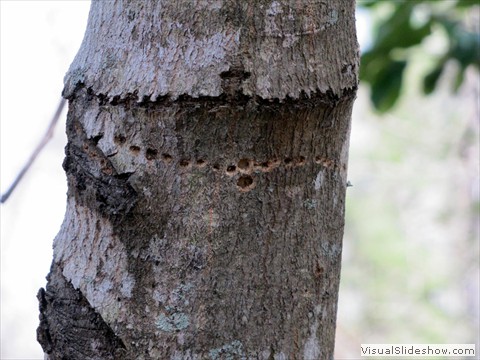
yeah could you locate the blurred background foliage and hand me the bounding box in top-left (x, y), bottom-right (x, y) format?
top-left (359, 0), bottom-right (480, 112)
top-left (335, 1), bottom-right (479, 359)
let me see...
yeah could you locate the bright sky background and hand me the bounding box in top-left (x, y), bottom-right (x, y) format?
top-left (1, 1), bottom-right (90, 358)
top-left (0, 2), bottom-right (371, 358)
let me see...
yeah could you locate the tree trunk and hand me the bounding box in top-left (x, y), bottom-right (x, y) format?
top-left (37, 1), bottom-right (358, 359)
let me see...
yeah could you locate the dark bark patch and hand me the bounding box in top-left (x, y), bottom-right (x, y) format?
top-left (37, 264), bottom-right (126, 360)
top-left (63, 115), bottom-right (137, 223)
top-left (91, 133), bottom-right (103, 145)
top-left (219, 69), bottom-right (251, 80)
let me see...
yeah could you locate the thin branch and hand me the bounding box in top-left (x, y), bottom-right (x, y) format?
top-left (1, 98), bottom-right (66, 204)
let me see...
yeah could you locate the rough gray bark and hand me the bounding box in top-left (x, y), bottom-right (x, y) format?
top-left (38, 1), bottom-right (359, 359)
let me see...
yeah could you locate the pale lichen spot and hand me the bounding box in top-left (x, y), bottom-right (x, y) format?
top-left (156, 312), bottom-right (189, 332)
top-left (209, 340), bottom-right (244, 360)
top-left (314, 171), bottom-right (323, 191)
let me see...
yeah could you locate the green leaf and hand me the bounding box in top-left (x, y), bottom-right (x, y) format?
top-left (357, 0), bottom-right (377, 8)
top-left (370, 60), bottom-right (407, 113)
top-left (455, 0), bottom-right (480, 8)
top-left (423, 61), bottom-right (446, 95)
top-left (372, 2), bottom-right (432, 53)
top-left (360, 0), bottom-right (480, 109)
top-left (359, 52), bottom-right (388, 82)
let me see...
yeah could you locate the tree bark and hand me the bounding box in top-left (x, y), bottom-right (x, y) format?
top-left (38, 1), bottom-right (358, 359)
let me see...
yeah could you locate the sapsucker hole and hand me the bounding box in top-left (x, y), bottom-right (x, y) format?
top-left (146, 148), bottom-right (158, 160)
top-left (237, 158), bottom-right (250, 170)
top-left (114, 135), bottom-right (127, 144)
top-left (162, 154), bottom-right (173, 163)
top-left (226, 165), bottom-right (237, 175)
top-left (196, 159), bottom-right (207, 167)
top-left (129, 145), bottom-right (141, 153)
top-left (296, 156), bottom-right (306, 166)
top-left (179, 159), bottom-right (190, 167)
top-left (237, 175), bottom-right (254, 189)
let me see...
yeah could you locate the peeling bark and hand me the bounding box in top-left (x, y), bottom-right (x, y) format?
top-left (39, 1), bottom-right (358, 359)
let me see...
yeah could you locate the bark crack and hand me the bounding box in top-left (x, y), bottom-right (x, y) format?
top-left (64, 83), bottom-right (357, 110)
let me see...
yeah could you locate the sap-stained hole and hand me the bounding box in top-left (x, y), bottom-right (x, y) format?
top-left (146, 148), bottom-right (158, 160)
top-left (314, 156), bottom-right (334, 168)
top-left (237, 175), bottom-right (254, 190)
top-left (226, 165), bottom-right (236, 174)
top-left (271, 159), bottom-right (281, 167)
top-left (284, 158), bottom-right (293, 166)
top-left (296, 156), bottom-right (306, 166)
top-left (130, 145), bottom-right (141, 153)
top-left (237, 158), bottom-right (250, 170)
top-left (262, 161), bottom-right (272, 172)
top-left (212, 163), bottom-right (221, 171)
top-left (323, 159), bottom-right (334, 169)
top-left (162, 154), bottom-right (173, 163)
top-left (314, 262), bottom-right (324, 278)
top-left (114, 135), bottom-right (127, 144)
top-left (179, 159), bottom-right (190, 167)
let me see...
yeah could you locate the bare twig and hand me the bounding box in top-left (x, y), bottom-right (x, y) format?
top-left (1, 98), bottom-right (66, 204)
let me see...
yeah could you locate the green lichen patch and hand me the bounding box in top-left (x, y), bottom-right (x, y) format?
top-left (155, 312), bottom-right (189, 332)
top-left (209, 340), bottom-right (245, 360)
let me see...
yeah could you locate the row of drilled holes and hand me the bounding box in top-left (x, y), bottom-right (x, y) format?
top-left (127, 146), bottom-right (337, 172)
top-left (126, 145), bottom-right (337, 190)
top-left (128, 146), bottom-right (338, 171)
